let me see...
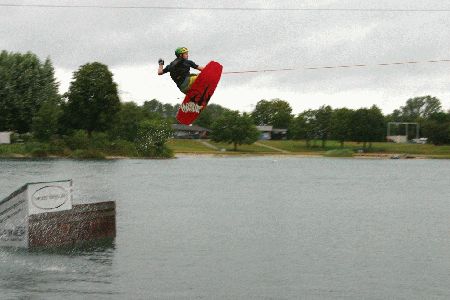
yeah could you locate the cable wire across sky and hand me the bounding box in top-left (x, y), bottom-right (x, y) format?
top-left (222, 59), bottom-right (450, 75)
top-left (1, 3), bottom-right (450, 12)
top-left (2, 4), bottom-right (450, 77)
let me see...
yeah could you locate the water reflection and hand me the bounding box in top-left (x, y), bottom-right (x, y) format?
top-left (1, 157), bottom-right (449, 299)
top-left (0, 240), bottom-right (119, 299)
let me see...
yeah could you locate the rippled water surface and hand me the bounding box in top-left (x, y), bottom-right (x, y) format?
top-left (1, 157), bottom-right (449, 299)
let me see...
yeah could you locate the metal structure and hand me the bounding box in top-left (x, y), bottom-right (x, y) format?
top-left (387, 122), bottom-right (419, 143)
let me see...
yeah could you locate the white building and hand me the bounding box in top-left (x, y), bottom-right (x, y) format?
top-left (0, 132), bottom-right (12, 144)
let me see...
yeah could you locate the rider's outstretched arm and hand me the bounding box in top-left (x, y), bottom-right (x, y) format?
top-left (157, 58), bottom-right (165, 75)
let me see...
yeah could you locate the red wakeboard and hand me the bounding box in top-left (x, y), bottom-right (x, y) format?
top-left (176, 61), bottom-right (223, 125)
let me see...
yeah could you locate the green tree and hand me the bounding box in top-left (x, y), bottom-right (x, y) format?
top-left (350, 108), bottom-right (370, 148)
top-left (211, 111), bottom-right (259, 151)
top-left (31, 98), bottom-right (62, 141)
top-left (0, 51), bottom-right (60, 133)
top-left (289, 110), bottom-right (317, 147)
top-left (194, 103), bottom-right (230, 128)
top-left (251, 98), bottom-right (293, 128)
top-left (31, 58), bottom-right (62, 141)
top-left (350, 105), bottom-right (385, 149)
top-left (386, 109), bottom-right (403, 122)
top-left (400, 96), bottom-right (442, 121)
top-left (162, 103), bottom-right (177, 119)
top-left (109, 102), bottom-right (146, 141)
top-left (141, 100), bottom-right (178, 121)
top-left (251, 100), bottom-right (272, 125)
top-left (422, 112), bottom-right (450, 145)
top-left (331, 108), bottom-right (354, 147)
top-left (366, 105), bottom-right (386, 147)
top-left (288, 114), bottom-right (306, 140)
top-left (270, 99), bottom-right (293, 128)
top-left (142, 99), bottom-right (164, 118)
top-left (135, 119), bottom-right (173, 157)
top-left (39, 58), bottom-right (60, 105)
top-left (315, 105), bottom-right (333, 148)
top-left (63, 62), bottom-right (120, 135)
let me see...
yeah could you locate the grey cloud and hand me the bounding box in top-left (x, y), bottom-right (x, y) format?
top-left (1, 0), bottom-right (449, 110)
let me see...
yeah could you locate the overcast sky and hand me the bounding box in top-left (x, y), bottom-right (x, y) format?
top-left (1, 0), bottom-right (450, 114)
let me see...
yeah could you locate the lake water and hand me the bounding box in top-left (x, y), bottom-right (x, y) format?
top-left (0, 156), bottom-right (449, 299)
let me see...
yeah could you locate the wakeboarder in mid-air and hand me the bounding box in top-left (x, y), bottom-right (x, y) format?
top-left (157, 47), bottom-right (204, 94)
top-left (157, 47), bottom-right (223, 125)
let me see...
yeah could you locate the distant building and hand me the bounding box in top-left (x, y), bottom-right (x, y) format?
top-left (256, 126), bottom-right (287, 140)
top-left (271, 128), bottom-right (288, 140)
top-left (386, 135), bottom-right (408, 143)
top-left (0, 132), bottom-right (12, 144)
top-left (256, 126), bottom-right (273, 140)
top-left (171, 124), bottom-right (211, 139)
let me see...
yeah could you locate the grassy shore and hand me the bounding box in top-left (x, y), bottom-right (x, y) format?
top-left (167, 139), bottom-right (450, 158)
top-left (1, 139), bottom-right (450, 159)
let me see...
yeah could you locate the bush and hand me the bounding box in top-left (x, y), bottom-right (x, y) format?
top-left (109, 139), bottom-right (138, 156)
top-left (0, 144), bottom-right (26, 156)
top-left (64, 130), bottom-right (90, 150)
top-left (24, 142), bottom-right (48, 153)
top-left (48, 138), bottom-right (70, 156)
top-left (63, 131), bottom-right (128, 155)
top-left (22, 142), bottom-right (48, 158)
top-left (324, 149), bottom-right (354, 157)
top-left (141, 145), bottom-right (174, 158)
top-left (11, 132), bottom-right (32, 143)
top-left (70, 149), bottom-right (106, 160)
top-left (89, 132), bottom-right (110, 150)
top-left (135, 119), bottom-right (173, 158)
top-left (31, 148), bottom-right (49, 158)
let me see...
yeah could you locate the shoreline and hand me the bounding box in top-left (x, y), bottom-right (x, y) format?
top-left (1, 146), bottom-right (448, 160)
top-left (0, 153), bottom-right (441, 160)
top-left (174, 152), bottom-right (434, 159)
top-left (2, 139), bottom-right (449, 160)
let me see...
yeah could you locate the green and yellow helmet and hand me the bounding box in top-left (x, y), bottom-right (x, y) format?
top-left (175, 47), bottom-right (189, 57)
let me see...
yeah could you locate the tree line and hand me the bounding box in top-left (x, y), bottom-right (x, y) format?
top-left (251, 96), bottom-right (449, 146)
top-left (1, 50), bottom-right (449, 157)
top-left (0, 51), bottom-right (175, 157)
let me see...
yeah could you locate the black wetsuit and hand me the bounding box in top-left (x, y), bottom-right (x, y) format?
top-left (162, 58), bottom-right (199, 88)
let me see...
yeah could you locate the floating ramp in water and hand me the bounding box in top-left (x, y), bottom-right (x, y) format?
top-left (0, 180), bottom-right (116, 249)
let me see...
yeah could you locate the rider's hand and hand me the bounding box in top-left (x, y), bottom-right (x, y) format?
top-left (158, 58), bottom-right (164, 66)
